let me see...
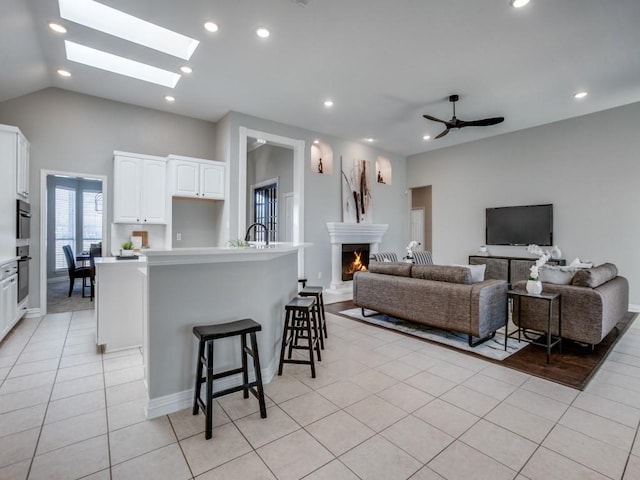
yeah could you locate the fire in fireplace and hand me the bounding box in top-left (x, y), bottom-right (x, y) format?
top-left (342, 243), bottom-right (370, 281)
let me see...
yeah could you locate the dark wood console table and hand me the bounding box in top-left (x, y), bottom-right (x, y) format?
top-left (469, 254), bottom-right (566, 285)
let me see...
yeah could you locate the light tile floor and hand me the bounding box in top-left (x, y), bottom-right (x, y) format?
top-left (1, 308), bottom-right (640, 479)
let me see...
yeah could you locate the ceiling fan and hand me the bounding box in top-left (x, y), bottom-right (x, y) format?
top-left (423, 95), bottom-right (504, 139)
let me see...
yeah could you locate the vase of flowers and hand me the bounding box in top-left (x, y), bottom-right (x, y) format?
top-left (526, 244), bottom-right (550, 294)
top-left (405, 240), bottom-right (420, 261)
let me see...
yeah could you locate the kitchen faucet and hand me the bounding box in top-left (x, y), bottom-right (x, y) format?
top-left (244, 222), bottom-right (269, 245)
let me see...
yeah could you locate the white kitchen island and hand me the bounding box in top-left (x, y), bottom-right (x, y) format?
top-left (95, 256), bottom-right (147, 352)
top-left (143, 244), bottom-right (305, 418)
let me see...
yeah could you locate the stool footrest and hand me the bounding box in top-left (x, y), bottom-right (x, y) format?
top-left (211, 367), bottom-right (244, 380)
top-left (212, 381), bottom-right (261, 399)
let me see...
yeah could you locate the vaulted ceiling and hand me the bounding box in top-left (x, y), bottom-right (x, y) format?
top-left (1, 0), bottom-right (639, 155)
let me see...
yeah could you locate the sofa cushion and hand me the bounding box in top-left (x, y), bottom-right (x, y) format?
top-left (452, 264), bottom-right (486, 283)
top-left (540, 265), bottom-right (578, 285)
top-left (571, 263), bottom-right (618, 288)
top-left (368, 262), bottom-right (412, 277)
top-left (411, 265), bottom-right (472, 284)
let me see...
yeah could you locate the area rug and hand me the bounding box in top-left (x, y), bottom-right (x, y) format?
top-left (47, 280), bottom-right (94, 314)
top-left (327, 301), bottom-right (638, 390)
top-left (339, 307), bottom-right (527, 361)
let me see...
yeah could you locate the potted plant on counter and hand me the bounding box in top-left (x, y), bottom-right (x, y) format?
top-left (121, 241), bottom-right (134, 257)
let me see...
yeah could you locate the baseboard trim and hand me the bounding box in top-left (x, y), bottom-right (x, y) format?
top-left (629, 304), bottom-right (640, 313)
top-left (26, 308), bottom-right (41, 318)
top-left (146, 362), bottom-right (276, 419)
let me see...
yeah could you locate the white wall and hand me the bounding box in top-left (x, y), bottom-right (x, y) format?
top-left (407, 101), bottom-right (640, 305)
top-left (0, 88), bottom-right (217, 309)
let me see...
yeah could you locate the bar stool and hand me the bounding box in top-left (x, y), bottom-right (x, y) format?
top-left (278, 296), bottom-right (321, 378)
top-left (192, 318), bottom-right (267, 440)
top-left (299, 286), bottom-right (327, 345)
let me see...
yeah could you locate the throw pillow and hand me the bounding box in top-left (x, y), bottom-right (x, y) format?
top-left (571, 263), bottom-right (618, 288)
top-left (539, 265), bottom-right (578, 285)
top-left (451, 264), bottom-right (486, 283)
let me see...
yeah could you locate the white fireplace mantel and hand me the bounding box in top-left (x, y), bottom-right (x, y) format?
top-left (326, 222), bottom-right (388, 293)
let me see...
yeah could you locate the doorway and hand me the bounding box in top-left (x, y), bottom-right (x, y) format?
top-left (40, 170), bottom-right (108, 316)
top-left (410, 185), bottom-right (432, 253)
top-left (238, 127), bottom-right (305, 278)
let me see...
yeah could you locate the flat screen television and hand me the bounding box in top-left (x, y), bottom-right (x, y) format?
top-left (486, 204), bottom-right (553, 246)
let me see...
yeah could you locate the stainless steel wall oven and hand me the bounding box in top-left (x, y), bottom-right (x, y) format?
top-left (17, 245), bottom-right (30, 304)
top-left (17, 199), bottom-right (30, 239)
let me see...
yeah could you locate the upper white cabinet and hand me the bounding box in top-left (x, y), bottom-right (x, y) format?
top-left (0, 125), bottom-right (24, 258)
top-left (16, 133), bottom-right (29, 198)
top-left (169, 155), bottom-right (225, 200)
top-left (113, 152), bottom-right (167, 224)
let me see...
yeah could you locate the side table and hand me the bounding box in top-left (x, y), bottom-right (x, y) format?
top-left (506, 289), bottom-right (562, 364)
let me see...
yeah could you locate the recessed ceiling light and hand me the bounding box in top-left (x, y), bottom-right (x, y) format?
top-left (57, 69), bottom-right (71, 77)
top-left (180, 66), bottom-right (192, 74)
top-left (574, 91), bottom-right (588, 99)
top-left (256, 27), bottom-right (270, 38)
top-left (164, 95), bottom-right (175, 102)
top-left (256, 138), bottom-right (267, 145)
top-left (58, 0), bottom-right (199, 60)
top-left (204, 22), bottom-right (219, 32)
top-left (422, 135), bottom-right (431, 141)
top-left (323, 100), bottom-right (333, 108)
top-left (313, 139), bottom-right (320, 144)
top-left (510, 0), bottom-right (530, 7)
top-left (49, 22), bottom-right (67, 34)
top-left (65, 40), bottom-right (181, 87)
top-left (364, 137), bottom-right (375, 143)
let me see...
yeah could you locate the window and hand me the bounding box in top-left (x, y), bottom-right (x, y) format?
top-left (54, 186), bottom-right (76, 270)
top-left (253, 183), bottom-right (277, 242)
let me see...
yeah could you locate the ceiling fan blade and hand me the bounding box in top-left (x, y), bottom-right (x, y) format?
top-left (458, 117), bottom-right (505, 127)
top-left (422, 114), bottom-right (449, 124)
top-left (435, 128), bottom-right (450, 139)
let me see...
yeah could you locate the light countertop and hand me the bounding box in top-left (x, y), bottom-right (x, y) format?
top-left (143, 242), bottom-right (311, 266)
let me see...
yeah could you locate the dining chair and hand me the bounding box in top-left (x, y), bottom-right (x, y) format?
top-left (89, 246), bottom-right (102, 301)
top-left (62, 245), bottom-right (91, 297)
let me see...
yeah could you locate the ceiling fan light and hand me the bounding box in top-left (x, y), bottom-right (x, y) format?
top-left (510, 0), bottom-right (530, 8)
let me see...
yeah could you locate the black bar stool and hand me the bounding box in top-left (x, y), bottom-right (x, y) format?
top-left (192, 318), bottom-right (267, 440)
top-left (278, 296), bottom-right (321, 378)
top-left (299, 286), bottom-right (327, 345)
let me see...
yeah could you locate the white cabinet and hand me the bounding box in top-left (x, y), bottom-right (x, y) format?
top-left (0, 125), bottom-right (23, 259)
top-left (16, 133), bottom-right (29, 198)
top-left (169, 156), bottom-right (225, 200)
top-left (113, 152), bottom-right (167, 224)
top-left (1, 273), bottom-right (18, 341)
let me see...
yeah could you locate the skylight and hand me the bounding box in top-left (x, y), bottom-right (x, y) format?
top-left (65, 41), bottom-right (181, 88)
top-left (58, 0), bottom-right (199, 60)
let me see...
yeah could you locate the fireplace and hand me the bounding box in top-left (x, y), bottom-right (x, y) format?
top-left (342, 243), bottom-right (370, 281)
top-left (326, 222), bottom-right (388, 293)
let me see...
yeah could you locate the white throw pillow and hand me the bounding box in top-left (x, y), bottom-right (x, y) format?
top-left (540, 265), bottom-right (578, 284)
top-left (452, 264), bottom-right (486, 283)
